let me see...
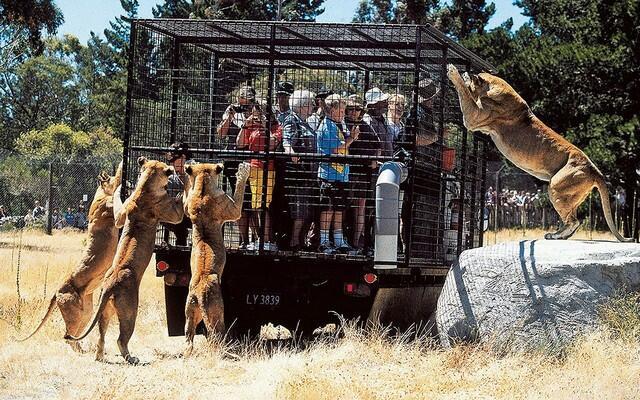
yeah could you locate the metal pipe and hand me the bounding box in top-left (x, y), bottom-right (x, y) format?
top-left (374, 162), bottom-right (408, 269)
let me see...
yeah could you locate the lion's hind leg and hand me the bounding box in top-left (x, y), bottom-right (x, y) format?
top-left (96, 299), bottom-right (115, 361)
top-left (200, 273), bottom-right (225, 340)
top-left (184, 289), bottom-right (203, 357)
top-left (114, 289), bottom-right (140, 364)
top-left (545, 162), bottom-right (594, 240)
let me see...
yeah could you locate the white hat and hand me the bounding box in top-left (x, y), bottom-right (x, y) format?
top-left (364, 87), bottom-right (389, 105)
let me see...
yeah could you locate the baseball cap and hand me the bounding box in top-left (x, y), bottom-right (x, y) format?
top-left (275, 81), bottom-right (295, 95)
top-left (166, 142), bottom-right (191, 162)
top-left (364, 87), bottom-right (389, 105)
top-left (316, 87), bottom-right (334, 100)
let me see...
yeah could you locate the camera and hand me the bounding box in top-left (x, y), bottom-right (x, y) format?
top-left (231, 104), bottom-right (249, 113)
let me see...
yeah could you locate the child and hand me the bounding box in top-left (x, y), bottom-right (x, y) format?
top-left (236, 104), bottom-right (281, 251)
top-left (316, 94), bottom-right (359, 254)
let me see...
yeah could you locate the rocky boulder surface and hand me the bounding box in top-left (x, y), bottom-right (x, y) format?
top-left (436, 240), bottom-right (640, 350)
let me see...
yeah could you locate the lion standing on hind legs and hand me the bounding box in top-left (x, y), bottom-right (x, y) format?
top-left (182, 162), bottom-right (250, 355)
top-left (18, 163), bottom-right (123, 352)
top-left (447, 64), bottom-right (633, 242)
top-left (65, 157), bottom-right (184, 364)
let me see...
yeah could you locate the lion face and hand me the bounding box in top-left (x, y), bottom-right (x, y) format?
top-left (185, 162), bottom-right (224, 196)
top-left (98, 162), bottom-right (123, 196)
top-left (465, 72), bottom-right (528, 117)
top-left (137, 156), bottom-right (173, 192)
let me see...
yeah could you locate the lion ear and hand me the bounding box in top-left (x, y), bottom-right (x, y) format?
top-left (137, 156), bottom-right (147, 167)
top-left (215, 163), bottom-right (223, 174)
top-left (164, 166), bottom-right (174, 176)
top-left (185, 165), bottom-right (193, 175)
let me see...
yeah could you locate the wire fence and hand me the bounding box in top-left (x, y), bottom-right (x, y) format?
top-left (0, 149), bottom-right (120, 232)
top-left (484, 169), bottom-right (636, 237)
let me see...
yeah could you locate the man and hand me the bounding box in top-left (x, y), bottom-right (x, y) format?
top-left (275, 81), bottom-right (294, 124)
top-left (164, 142), bottom-right (193, 246)
top-left (32, 200), bottom-right (45, 220)
top-left (217, 85), bottom-right (256, 248)
top-left (362, 87), bottom-right (392, 157)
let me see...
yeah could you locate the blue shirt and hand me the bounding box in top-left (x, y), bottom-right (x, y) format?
top-left (317, 118), bottom-right (349, 182)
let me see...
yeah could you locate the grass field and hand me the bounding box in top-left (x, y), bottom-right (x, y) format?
top-left (1, 229), bottom-right (639, 399)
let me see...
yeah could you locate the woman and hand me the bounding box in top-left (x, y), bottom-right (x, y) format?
top-left (236, 103), bottom-right (282, 251)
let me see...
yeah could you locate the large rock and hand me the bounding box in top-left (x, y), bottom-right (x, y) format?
top-left (437, 240), bottom-right (640, 350)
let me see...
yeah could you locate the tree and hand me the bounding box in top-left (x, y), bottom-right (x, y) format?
top-left (15, 123), bottom-right (121, 162)
top-left (439, 0), bottom-right (495, 40)
top-left (352, 0), bottom-right (440, 24)
top-left (0, 0), bottom-right (63, 54)
top-left (0, 37), bottom-right (83, 146)
top-left (153, 0), bottom-right (325, 21)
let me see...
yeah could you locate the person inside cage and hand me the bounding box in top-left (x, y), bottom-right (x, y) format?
top-left (316, 94), bottom-right (360, 255)
top-left (306, 88), bottom-right (333, 131)
top-left (236, 103), bottom-right (282, 252)
top-left (345, 95), bottom-right (380, 254)
top-left (282, 89), bottom-right (318, 251)
top-left (387, 93), bottom-right (406, 147)
top-left (363, 87), bottom-right (393, 158)
top-left (163, 142), bottom-right (194, 246)
top-left (275, 81), bottom-right (295, 124)
top-left (217, 85), bottom-right (256, 249)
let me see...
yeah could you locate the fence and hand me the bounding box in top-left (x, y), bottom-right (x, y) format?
top-left (0, 150), bottom-right (120, 233)
top-left (485, 169), bottom-right (636, 237)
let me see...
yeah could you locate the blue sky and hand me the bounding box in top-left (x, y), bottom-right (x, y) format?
top-left (56, 0), bottom-right (529, 43)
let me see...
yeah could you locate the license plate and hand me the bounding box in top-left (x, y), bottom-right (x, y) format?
top-left (245, 292), bottom-right (281, 306)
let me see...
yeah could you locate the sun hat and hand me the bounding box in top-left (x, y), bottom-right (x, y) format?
top-left (364, 87), bottom-right (389, 105)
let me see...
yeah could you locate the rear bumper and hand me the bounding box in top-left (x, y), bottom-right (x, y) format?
top-left (156, 249), bottom-right (379, 336)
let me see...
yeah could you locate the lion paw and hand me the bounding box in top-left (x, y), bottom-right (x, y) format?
top-left (237, 162), bottom-right (250, 182)
top-left (447, 64), bottom-right (459, 80)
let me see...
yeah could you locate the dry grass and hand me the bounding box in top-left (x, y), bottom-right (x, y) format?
top-left (1, 229), bottom-right (639, 399)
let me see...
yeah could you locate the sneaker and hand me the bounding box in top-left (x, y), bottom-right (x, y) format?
top-left (246, 240), bottom-right (261, 251)
top-left (239, 241), bottom-right (248, 250)
top-left (318, 241), bottom-right (336, 255)
top-left (335, 240), bottom-right (355, 254)
top-left (263, 242), bottom-right (278, 252)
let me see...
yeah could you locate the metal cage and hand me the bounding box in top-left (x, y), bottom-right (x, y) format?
top-left (123, 19), bottom-right (493, 272)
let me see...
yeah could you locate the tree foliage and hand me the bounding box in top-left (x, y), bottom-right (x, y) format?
top-left (153, 0), bottom-right (325, 21)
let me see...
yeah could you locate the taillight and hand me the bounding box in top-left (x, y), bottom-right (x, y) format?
top-left (363, 273), bottom-right (377, 284)
top-left (345, 283), bottom-right (355, 294)
top-left (157, 261), bottom-right (169, 272)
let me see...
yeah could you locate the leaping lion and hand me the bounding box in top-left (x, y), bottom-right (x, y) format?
top-left (17, 163), bottom-right (122, 352)
top-left (447, 64), bottom-right (632, 241)
top-left (65, 157), bottom-right (184, 364)
top-left (182, 162), bottom-right (250, 355)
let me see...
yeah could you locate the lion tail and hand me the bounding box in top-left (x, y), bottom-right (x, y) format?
top-left (64, 286), bottom-right (112, 341)
top-left (16, 294), bottom-right (57, 342)
top-left (594, 176), bottom-right (634, 242)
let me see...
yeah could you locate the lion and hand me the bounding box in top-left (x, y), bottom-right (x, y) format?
top-left (18, 163), bottom-right (123, 352)
top-left (182, 161), bottom-right (249, 354)
top-left (447, 64), bottom-right (632, 241)
top-left (65, 157), bottom-right (184, 364)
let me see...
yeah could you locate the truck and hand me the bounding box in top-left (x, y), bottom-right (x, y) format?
top-left (122, 19), bottom-right (494, 337)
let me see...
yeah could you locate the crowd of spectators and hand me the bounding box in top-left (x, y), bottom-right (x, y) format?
top-left (173, 78), bottom-right (445, 256)
top-left (0, 201), bottom-right (88, 230)
top-left (485, 186), bottom-right (559, 229)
